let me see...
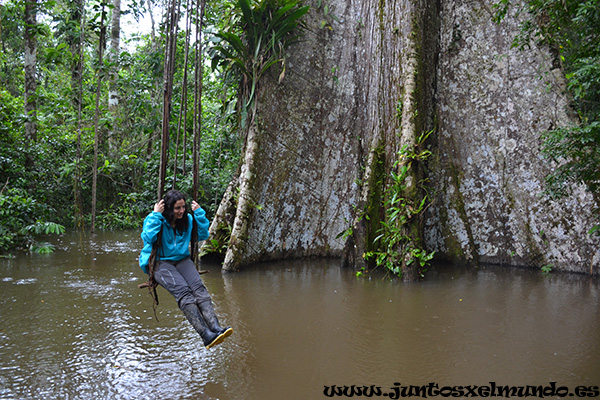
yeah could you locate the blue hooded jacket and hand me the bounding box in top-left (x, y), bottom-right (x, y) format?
top-left (139, 207), bottom-right (210, 273)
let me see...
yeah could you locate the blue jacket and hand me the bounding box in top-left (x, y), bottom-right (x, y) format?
top-left (139, 207), bottom-right (210, 273)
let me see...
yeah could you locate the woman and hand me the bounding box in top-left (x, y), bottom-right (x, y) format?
top-left (139, 189), bottom-right (233, 349)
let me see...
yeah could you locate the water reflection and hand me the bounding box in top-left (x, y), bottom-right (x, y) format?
top-left (0, 231), bottom-right (599, 399)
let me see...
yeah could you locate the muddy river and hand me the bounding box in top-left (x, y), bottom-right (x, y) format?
top-left (1, 231), bottom-right (599, 399)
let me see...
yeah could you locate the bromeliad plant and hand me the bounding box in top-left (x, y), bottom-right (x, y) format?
top-left (210, 0), bottom-right (309, 127)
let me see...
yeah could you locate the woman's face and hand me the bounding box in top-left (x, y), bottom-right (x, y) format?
top-left (173, 199), bottom-right (186, 220)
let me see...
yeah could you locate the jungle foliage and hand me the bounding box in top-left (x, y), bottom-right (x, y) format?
top-left (0, 0), bottom-right (242, 254)
top-left (363, 131), bottom-right (436, 280)
top-left (494, 0), bottom-right (600, 231)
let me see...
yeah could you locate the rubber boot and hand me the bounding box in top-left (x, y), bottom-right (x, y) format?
top-left (198, 300), bottom-right (233, 347)
top-left (180, 303), bottom-right (221, 349)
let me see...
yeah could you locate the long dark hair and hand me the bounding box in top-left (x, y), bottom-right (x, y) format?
top-left (162, 190), bottom-right (189, 235)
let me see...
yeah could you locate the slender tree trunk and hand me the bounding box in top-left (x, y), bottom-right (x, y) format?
top-left (24, 0), bottom-right (37, 167)
top-left (148, 0), bottom-right (156, 42)
top-left (70, 0), bottom-right (85, 228)
top-left (145, 1), bottom-right (158, 160)
top-left (91, 5), bottom-right (107, 234)
top-left (395, 50), bottom-right (426, 281)
top-left (108, 0), bottom-right (121, 154)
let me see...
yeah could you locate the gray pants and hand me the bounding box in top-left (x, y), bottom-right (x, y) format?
top-left (153, 257), bottom-right (211, 309)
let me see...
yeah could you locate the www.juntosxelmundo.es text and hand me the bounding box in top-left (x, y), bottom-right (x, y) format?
top-left (323, 382), bottom-right (600, 398)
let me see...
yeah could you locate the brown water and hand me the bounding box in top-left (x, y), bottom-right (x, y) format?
top-left (0, 231), bottom-right (599, 400)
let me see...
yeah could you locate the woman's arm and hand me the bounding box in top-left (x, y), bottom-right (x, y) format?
top-left (141, 200), bottom-right (165, 244)
top-left (191, 201), bottom-right (210, 241)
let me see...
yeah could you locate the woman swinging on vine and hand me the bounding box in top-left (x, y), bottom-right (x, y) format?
top-left (136, 0), bottom-right (230, 349)
top-left (139, 189), bottom-right (233, 349)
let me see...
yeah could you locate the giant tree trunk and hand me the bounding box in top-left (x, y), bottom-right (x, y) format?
top-left (207, 0), bottom-right (600, 275)
top-left (208, 0), bottom-right (439, 275)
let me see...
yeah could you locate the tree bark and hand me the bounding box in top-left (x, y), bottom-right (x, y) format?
top-left (91, 5), bottom-right (107, 234)
top-left (24, 0), bottom-right (37, 161)
top-left (109, 0), bottom-right (120, 106)
top-left (69, 0), bottom-right (85, 228)
top-left (221, 109), bottom-right (259, 271)
top-left (108, 0), bottom-right (121, 153)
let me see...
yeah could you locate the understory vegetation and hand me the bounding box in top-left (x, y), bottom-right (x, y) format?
top-left (363, 131), bottom-right (435, 280)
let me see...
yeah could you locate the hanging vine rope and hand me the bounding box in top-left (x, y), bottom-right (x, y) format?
top-left (191, 0), bottom-right (207, 264)
top-left (143, 0), bottom-right (182, 309)
top-left (150, 0), bottom-right (207, 274)
top-left (158, 0), bottom-right (206, 203)
top-left (192, 0), bottom-right (205, 201)
top-left (172, 0), bottom-right (194, 188)
top-left (157, 0), bottom-right (181, 199)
